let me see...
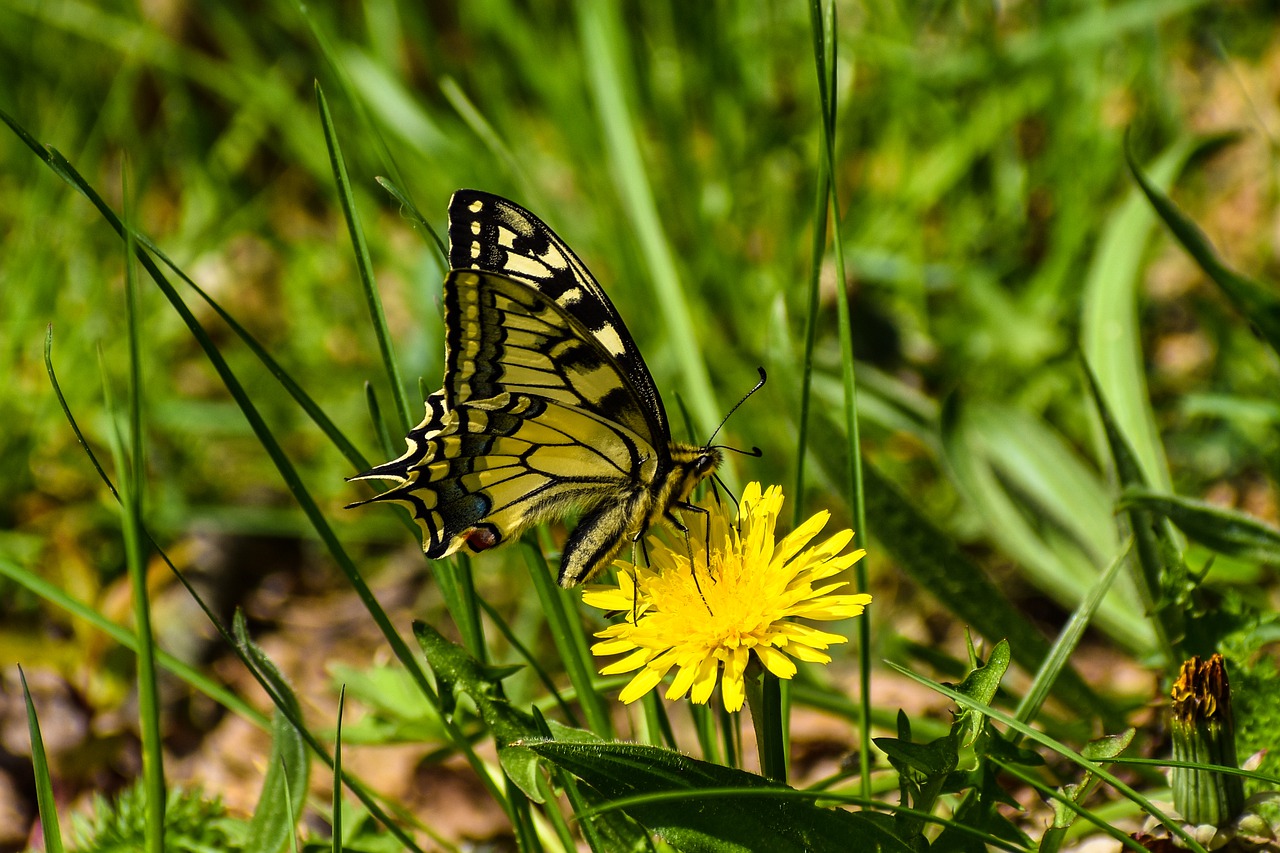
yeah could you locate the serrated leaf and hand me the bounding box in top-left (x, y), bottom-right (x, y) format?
top-left (411, 620), bottom-right (537, 745)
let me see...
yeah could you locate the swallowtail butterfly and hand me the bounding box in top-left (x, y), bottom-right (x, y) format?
top-left (349, 190), bottom-right (721, 586)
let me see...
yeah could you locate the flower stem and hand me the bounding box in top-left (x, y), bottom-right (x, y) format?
top-left (747, 668), bottom-right (788, 782)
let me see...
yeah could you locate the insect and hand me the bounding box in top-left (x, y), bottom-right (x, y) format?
top-left (349, 190), bottom-right (724, 587)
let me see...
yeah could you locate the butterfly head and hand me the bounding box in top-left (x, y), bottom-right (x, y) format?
top-left (666, 442), bottom-right (724, 506)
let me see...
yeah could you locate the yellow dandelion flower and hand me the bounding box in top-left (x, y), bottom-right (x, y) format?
top-left (584, 482), bottom-right (871, 713)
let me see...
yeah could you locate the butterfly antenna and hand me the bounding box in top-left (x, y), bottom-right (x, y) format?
top-left (705, 367), bottom-right (767, 447)
top-left (713, 444), bottom-right (763, 458)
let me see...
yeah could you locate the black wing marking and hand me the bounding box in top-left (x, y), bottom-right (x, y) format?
top-left (447, 189), bottom-right (670, 443)
top-left (443, 269), bottom-right (657, 442)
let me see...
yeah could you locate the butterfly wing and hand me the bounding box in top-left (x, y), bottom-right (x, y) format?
top-left (447, 189), bottom-right (671, 443)
top-left (351, 270), bottom-right (665, 581)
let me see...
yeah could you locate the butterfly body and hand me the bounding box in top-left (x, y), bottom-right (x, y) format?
top-left (350, 191), bottom-right (720, 587)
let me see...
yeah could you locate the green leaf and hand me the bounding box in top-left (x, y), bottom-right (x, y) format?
top-left (498, 746), bottom-right (547, 805)
top-left (954, 639), bottom-right (1011, 709)
top-left (411, 620), bottom-right (538, 746)
top-left (527, 740), bottom-right (913, 853)
top-left (1081, 136), bottom-right (1199, 492)
top-left (874, 734), bottom-right (958, 779)
top-left (940, 398), bottom-right (1149, 652)
top-left (1082, 728), bottom-right (1135, 762)
top-left (1127, 136), bottom-right (1280, 358)
top-left (1081, 362), bottom-right (1184, 668)
top-left (246, 708), bottom-right (310, 853)
top-left (1048, 728), bottom-right (1135, 840)
top-left (1121, 490), bottom-right (1280, 565)
top-left (873, 713), bottom-right (957, 842)
top-left (235, 614), bottom-right (310, 853)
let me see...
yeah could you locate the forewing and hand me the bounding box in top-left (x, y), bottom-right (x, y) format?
top-left (448, 189), bottom-right (669, 442)
top-left (444, 270), bottom-right (657, 443)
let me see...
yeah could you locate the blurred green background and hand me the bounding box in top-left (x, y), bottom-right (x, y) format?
top-left (2, 0), bottom-right (1279, 841)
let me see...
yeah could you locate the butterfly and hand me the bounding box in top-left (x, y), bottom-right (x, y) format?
top-left (349, 190), bottom-right (722, 587)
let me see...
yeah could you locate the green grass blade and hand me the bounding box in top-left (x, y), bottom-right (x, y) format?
top-left (573, 0), bottom-right (721, 439)
top-left (940, 400), bottom-right (1150, 652)
top-left (994, 759), bottom-right (1149, 852)
top-left (295, 1), bottom-right (422, 234)
top-left (316, 83), bottom-right (489, 667)
top-left (0, 555), bottom-right (266, 725)
top-left (375, 176), bottom-right (447, 263)
top-left (19, 666), bottom-right (65, 853)
top-left (1080, 137), bottom-right (1197, 492)
top-left (477, 595), bottom-right (581, 728)
top-left (363, 381), bottom-right (399, 465)
top-left (117, 189), bottom-right (166, 851)
top-left (134, 233), bottom-right (374, 474)
top-left (28, 134), bottom-right (439, 702)
top-left (41, 339), bottom-right (429, 850)
top-left (11, 0), bottom-right (329, 174)
top-left (886, 662), bottom-right (1206, 853)
top-left (523, 534), bottom-right (613, 738)
top-left (1126, 137), bottom-right (1280, 357)
top-left (332, 686), bottom-right (345, 853)
top-left (792, 160), bottom-right (831, 523)
top-left (811, 408), bottom-right (1111, 720)
top-left (1081, 362), bottom-right (1181, 669)
top-left (1014, 540), bottom-right (1132, 732)
top-left (6, 108), bottom-right (378, 485)
top-left (440, 76), bottom-right (530, 197)
top-left (316, 82), bottom-right (413, 433)
top-left (6, 115), bottom-right (504, 834)
top-left (240, 615), bottom-right (310, 853)
top-left (809, 0), bottom-right (871, 794)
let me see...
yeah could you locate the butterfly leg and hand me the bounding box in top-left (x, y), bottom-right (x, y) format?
top-left (627, 534), bottom-right (650, 623)
top-left (667, 503), bottom-right (713, 611)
